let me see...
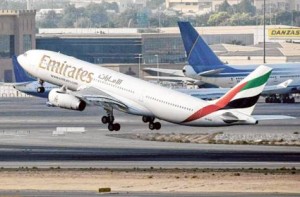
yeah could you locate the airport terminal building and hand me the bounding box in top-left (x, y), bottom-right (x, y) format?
top-left (0, 10), bottom-right (300, 82)
top-left (0, 10), bottom-right (36, 82)
top-left (36, 26), bottom-right (258, 65)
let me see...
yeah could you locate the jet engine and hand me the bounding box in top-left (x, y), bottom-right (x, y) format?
top-left (182, 65), bottom-right (197, 78)
top-left (48, 89), bottom-right (86, 111)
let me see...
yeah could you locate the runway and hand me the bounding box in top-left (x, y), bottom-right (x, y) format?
top-left (0, 97), bottom-right (299, 169)
top-left (0, 191), bottom-right (298, 197)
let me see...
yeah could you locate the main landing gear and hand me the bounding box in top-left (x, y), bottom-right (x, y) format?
top-left (265, 94), bottom-right (295, 103)
top-left (37, 79), bottom-right (45, 93)
top-left (101, 110), bottom-right (161, 132)
top-left (101, 109), bottom-right (120, 132)
top-left (142, 116), bottom-right (161, 130)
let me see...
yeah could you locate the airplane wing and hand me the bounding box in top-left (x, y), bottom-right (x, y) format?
top-left (261, 79), bottom-right (293, 95)
top-left (0, 81), bottom-right (33, 86)
top-left (70, 86), bottom-right (128, 112)
top-left (143, 68), bottom-right (184, 77)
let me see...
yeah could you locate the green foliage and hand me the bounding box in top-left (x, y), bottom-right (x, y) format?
top-left (114, 8), bottom-right (138, 27)
top-left (233, 0), bottom-right (256, 16)
top-left (227, 13), bottom-right (255, 26)
top-left (208, 12), bottom-right (230, 26)
top-left (37, 10), bottom-right (61, 28)
top-left (218, 0), bottom-right (233, 14)
top-left (195, 13), bottom-right (211, 26)
top-left (85, 3), bottom-right (109, 27)
top-left (275, 11), bottom-right (296, 25)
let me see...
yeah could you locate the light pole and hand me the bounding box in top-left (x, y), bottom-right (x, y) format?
top-left (138, 53), bottom-right (142, 78)
top-left (155, 54), bottom-right (159, 83)
top-left (263, 0), bottom-right (266, 64)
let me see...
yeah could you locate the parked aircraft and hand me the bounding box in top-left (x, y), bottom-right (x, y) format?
top-left (17, 50), bottom-right (293, 131)
top-left (145, 22), bottom-right (300, 103)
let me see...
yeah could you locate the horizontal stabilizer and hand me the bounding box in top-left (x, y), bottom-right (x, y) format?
top-left (253, 115), bottom-right (296, 120)
top-left (198, 68), bottom-right (224, 76)
top-left (143, 68), bottom-right (184, 77)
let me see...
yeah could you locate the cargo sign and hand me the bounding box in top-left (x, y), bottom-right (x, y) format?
top-left (269, 28), bottom-right (300, 39)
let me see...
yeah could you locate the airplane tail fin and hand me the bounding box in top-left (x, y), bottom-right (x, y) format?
top-left (212, 65), bottom-right (272, 116)
top-left (12, 55), bottom-right (35, 82)
top-left (178, 21), bottom-right (224, 72)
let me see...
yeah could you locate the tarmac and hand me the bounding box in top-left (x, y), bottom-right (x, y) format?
top-left (0, 97), bottom-right (299, 169)
top-left (0, 97), bottom-right (299, 196)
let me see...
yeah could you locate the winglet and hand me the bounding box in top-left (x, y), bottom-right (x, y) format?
top-left (12, 55), bottom-right (35, 82)
top-left (178, 21), bottom-right (223, 72)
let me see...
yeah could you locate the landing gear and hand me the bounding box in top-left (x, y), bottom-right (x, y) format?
top-left (102, 108), bottom-right (120, 131)
top-left (142, 116), bottom-right (161, 130)
top-left (37, 86), bottom-right (45, 93)
top-left (37, 79), bottom-right (45, 93)
top-left (265, 95), bottom-right (280, 103)
top-left (265, 94), bottom-right (295, 103)
top-left (281, 95), bottom-right (295, 103)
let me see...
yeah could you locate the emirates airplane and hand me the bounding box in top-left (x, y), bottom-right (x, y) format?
top-left (17, 50), bottom-right (291, 131)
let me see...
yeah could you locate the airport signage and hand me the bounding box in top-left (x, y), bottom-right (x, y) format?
top-left (268, 28), bottom-right (300, 39)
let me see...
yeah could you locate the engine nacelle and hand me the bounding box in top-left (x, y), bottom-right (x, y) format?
top-left (182, 65), bottom-right (197, 78)
top-left (48, 89), bottom-right (86, 111)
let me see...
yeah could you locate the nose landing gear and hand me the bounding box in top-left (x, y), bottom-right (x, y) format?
top-left (37, 79), bottom-right (45, 93)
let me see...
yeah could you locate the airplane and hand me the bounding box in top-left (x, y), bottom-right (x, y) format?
top-left (11, 55), bottom-right (292, 102)
top-left (11, 55), bottom-right (58, 98)
top-left (145, 21), bottom-right (300, 103)
top-left (17, 50), bottom-right (294, 131)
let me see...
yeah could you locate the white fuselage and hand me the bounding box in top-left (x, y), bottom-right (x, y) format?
top-left (18, 50), bottom-right (252, 126)
top-left (196, 64), bottom-right (300, 90)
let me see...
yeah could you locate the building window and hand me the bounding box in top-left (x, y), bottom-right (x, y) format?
top-left (23, 34), bottom-right (32, 51)
top-left (4, 70), bottom-right (13, 82)
top-left (0, 35), bottom-right (14, 58)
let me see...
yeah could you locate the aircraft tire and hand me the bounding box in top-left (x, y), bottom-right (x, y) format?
top-left (37, 87), bottom-right (45, 93)
top-left (108, 123), bottom-right (115, 131)
top-left (114, 123), bottom-right (121, 131)
top-left (291, 97), bottom-right (295, 103)
top-left (102, 116), bottom-right (109, 124)
top-left (142, 116), bottom-right (149, 123)
top-left (154, 122), bottom-right (161, 130)
top-left (265, 97), bottom-right (269, 103)
top-left (149, 123), bottom-right (155, 130)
